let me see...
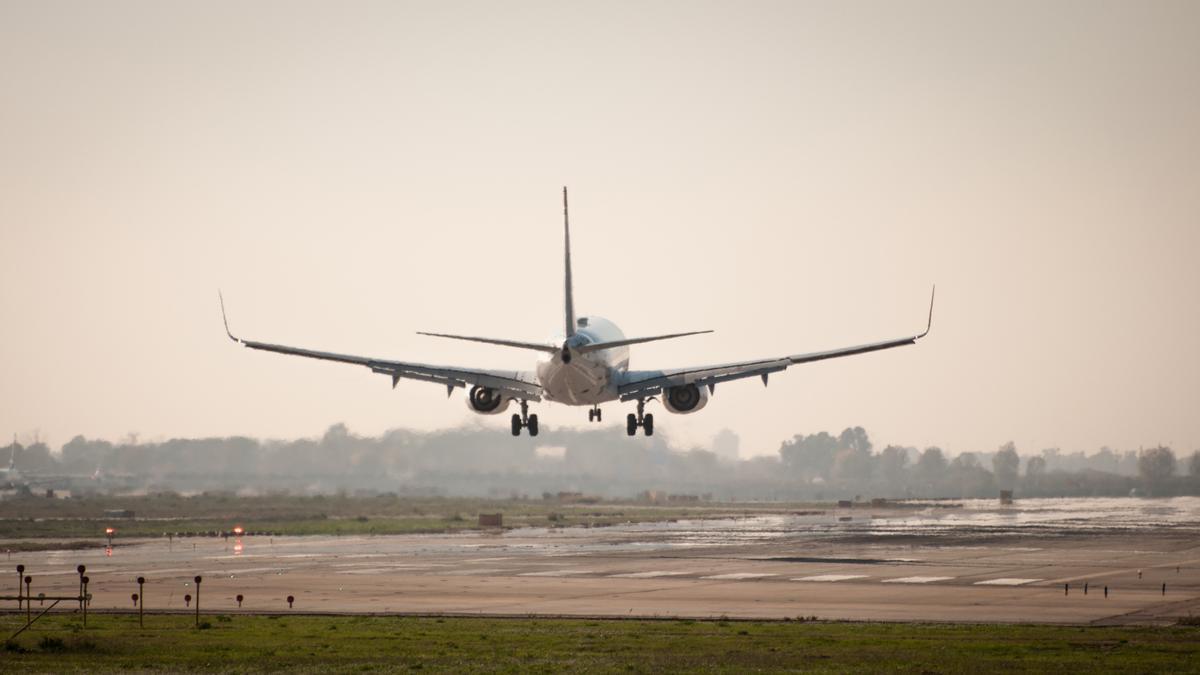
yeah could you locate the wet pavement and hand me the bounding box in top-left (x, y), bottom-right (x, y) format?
top-left (4, 497), bottom-right (1199, 624)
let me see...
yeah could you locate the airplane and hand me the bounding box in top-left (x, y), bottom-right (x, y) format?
top-left (221, 188), bottom-right (934, 438)
top-left (0, 444), bottom-right (20, 488)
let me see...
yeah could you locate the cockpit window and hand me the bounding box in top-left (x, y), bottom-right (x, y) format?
top-left (577, 317), bottom-right (589, 327)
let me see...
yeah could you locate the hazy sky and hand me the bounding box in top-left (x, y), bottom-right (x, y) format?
top-left (2, 1), bottom-right (1197, 458)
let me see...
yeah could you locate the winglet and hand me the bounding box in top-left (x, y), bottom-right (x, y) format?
top-left (219, 291), bottom-right (242, 344)
top-left (917, 285), bottom-right (935, 339)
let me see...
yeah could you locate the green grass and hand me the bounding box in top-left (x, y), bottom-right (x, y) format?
top-left (1, 614), bottom-right (1198, 673)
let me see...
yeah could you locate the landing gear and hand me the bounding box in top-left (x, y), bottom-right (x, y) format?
top-left (588, 407), bottom-right (602, 422)
top-left (626, 399), bottom-right (654, 436)
top-left (510, 400), bottom-right (539, 437)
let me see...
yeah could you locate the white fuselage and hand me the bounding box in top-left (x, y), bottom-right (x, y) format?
top-left (535, 316), bottom-right (629, 405)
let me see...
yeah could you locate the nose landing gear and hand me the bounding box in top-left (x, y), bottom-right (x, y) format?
top-left (625, 399), bottom-right (654, 436)
top-left (511, 400), bottom-right (539, 437)
top-left (588, 407), bottom-right (602, 422)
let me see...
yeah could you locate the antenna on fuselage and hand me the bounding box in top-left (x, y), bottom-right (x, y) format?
top-left (563, 186), bottom-right (576, 338)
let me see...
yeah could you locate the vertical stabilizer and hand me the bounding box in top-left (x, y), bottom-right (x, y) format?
top-left (563, 186), bottom-right (576, 338)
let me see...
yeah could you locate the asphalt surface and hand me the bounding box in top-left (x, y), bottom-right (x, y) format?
top-left (4, 498), bottom-right (1199, 624)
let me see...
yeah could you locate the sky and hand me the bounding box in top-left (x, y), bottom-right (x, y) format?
top-left (2, 0), bottom-right (1198, 458)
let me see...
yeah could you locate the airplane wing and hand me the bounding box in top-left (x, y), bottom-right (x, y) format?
top-left (221, 296), bottom-right (542, 401)
top-left (618, 288), bottom-right (934, 401)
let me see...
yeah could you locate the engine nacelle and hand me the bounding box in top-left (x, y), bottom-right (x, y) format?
top-left (662, 383), bottom-right (709, 414)
top-left (466, 385), bottom-right (511, 415)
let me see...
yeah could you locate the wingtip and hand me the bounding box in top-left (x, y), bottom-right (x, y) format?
top-left (218, 290), bottom-right (240, 343)
top-left (920, 285), bottom-right (936, 338)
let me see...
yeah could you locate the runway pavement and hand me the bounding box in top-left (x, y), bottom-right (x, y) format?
top-left (4, 498), bottom-right (1199, 624)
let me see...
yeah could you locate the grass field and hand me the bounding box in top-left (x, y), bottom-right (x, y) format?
top-left (0, 493), bottom-right (814, 539)
top-left (1, 613), bottom-right (1198, 673)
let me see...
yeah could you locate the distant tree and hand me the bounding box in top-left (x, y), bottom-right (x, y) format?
top-left (832, 446), bottom-right (874, 485)
top-left (1138, 446), bottom-right (1176, 494)
top-left (1038, 447), bottom-right (1061, 472)
top-left (1025, 456), bottom-right (1046, 478)
top-left (1090, 446), bottom-right (1119, 473)
top-left (950, 452), bottom-right (980, 471)
top-left (878, 445), bottom-right (910, 485)
top-left (838, 427), bottom-right (873, 454)
top-left (915, 447), bottom-right (948, 492)
top-left (992, 442), bottom-right (1020, 489)
top-left (1189, 451), bottom-right (1200, 477)
top-left (13, 442), bottom-right (58, 473)
top-left (711, 429), bottom-right (740, 462)
top-left (778, 432), bottom-right (840, 479)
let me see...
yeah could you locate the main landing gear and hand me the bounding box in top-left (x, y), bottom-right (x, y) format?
top-left (626, 399), bottom-right (654, 437)
top-left (511, 400), bottom-right (539, 437)
top-left (588, 407), bottom-right (602, 422)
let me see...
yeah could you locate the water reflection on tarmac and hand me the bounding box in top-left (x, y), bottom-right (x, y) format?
top-left (4, 497), bottom-right (1199, 623)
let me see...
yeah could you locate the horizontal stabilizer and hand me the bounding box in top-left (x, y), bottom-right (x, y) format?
top-left (576, 330), bottom-right (713, 354)
top-left (417, 331), bottom-right (559, 354)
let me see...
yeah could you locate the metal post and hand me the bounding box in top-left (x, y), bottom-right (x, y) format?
top-left (24, 576), bottom-right (31, 626)
top-left (81, 576), bottom-right (89, 627)
top-left (76, 564), bottom-right (86, 611)
top-left (15, 564), bottom-right (24, 610)
top-left (193, 575), bottom-right (202, 627)
top-left (137, 576), bottom-right (145, 628)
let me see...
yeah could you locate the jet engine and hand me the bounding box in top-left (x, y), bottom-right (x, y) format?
top-left (662, 383), bottom-right (709, 414)
top-left (466, 385), bottom-right (510, 415)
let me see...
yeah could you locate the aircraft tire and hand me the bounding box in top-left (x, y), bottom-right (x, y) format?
top-left (511, 414), bottom-right (522, 436)
top-left (643, 413), bottom-right (654, 436)
top-left (626, 413), bottom-right (637, 436)
top-left (528, 414), bottom-right (539, 437)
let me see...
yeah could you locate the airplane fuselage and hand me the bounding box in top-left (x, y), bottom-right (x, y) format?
top-left (536, 315), bottom-right (629, 405)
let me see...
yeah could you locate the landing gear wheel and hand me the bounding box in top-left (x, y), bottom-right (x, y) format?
top-left (643, 413), bottom-right (654, 436)
top-left (528, 414), bottom-right (539, 437)
top-left (626, 413), bottom-right (638, 436)
top-left (511, 414), bottom-right (522, 437)
top-left (588, 409), bottom-right (594, 422)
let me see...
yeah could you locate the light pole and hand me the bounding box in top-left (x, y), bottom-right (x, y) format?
top-left (137, 576), bottom-right (145, 627)
top-left (193, 575), bottom-right (202, 627)
top-left (76, 564), bottom-right (86, 611)
top-left (15, 564), bottom-right (24, 610)
top-left (81, 575), bottom-right (89, 627)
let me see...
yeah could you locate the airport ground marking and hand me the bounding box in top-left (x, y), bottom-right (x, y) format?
top-left (792, 574), bottom-right (869, 582)
top-left (608, 571), bottom-right (688, 578)
top-left (974, 578), bottom-right (1043, 586)
top-left (700, 573), bottom-right (777, 580)
top-left (882, 576), bottom-right (955, 584)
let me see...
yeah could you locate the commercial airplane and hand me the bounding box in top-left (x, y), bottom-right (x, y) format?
top-left (0, 446), bottom-right (19, 488)
top-left (221, 188), bottom-right (933, 438)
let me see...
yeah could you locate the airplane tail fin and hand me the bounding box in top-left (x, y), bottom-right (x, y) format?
top-left (563, 186), bottom-right (576, 338)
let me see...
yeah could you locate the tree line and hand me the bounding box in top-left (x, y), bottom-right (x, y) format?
top-left (3, 424), bottom-right (1198, 500)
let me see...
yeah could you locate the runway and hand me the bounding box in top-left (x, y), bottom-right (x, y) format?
top-left (5, 497), bottom-right (1199, 624)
